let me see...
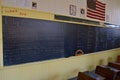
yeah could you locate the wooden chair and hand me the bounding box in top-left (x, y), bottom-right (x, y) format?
top-left (108, 62), bottom-right (120, 70)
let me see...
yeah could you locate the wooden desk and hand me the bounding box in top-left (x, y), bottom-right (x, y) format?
top-left (77, 71), bottom-right (105, 80)
top-left (95, 66), bottom-right (120, 80)
top-left (103, 66), bottom-right (120, 80)
top-left (95, 66), bottom-right (115, 80)
top-left (108, 62), bottom-right (120, 70)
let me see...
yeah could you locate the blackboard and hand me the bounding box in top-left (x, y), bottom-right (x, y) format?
top-left (3, 16), bottom-right (120, 66)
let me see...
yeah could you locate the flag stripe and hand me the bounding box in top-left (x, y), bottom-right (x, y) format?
top-left (96, 3), bottom-right (105, 8)
top-left (96, 5), bottom-right (105, 11)
top-left (96, 8), bottom-right (105, 13)
top-left (87, 14), bottom-right (105, 20)
top-left (87, 14), bottom-right (105, 19)
top-left (87, 10), bottom-right (105, 18)
top-left (87, 8), bottom-right (105, 15)
top-left (87, 0), bottom-right (106, 21)
top-left (87, 15), bottom-right (105, 21)
top-left (96, 0), bottom-right (106, 6)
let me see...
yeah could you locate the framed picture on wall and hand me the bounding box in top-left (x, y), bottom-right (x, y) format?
top-left (69, 4), bottom-right (76, 16)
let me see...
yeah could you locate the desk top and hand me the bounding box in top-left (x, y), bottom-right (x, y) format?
top-left (85, 71), bottom-right (105, 80)
top-left (103, 66), bottom-right (120, 72)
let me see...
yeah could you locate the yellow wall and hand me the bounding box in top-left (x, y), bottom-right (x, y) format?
top-left (0, 6), bottom-right (120, 80)
top-left (0, 48), bottom-right (120, 80)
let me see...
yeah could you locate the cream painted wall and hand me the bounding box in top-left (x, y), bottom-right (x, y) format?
top-left (2, 0), bottom-right (120, 25)
top-left (0, 48), bottom-right (120, 80)
top-left (106, 0), bottom-right (120, 24)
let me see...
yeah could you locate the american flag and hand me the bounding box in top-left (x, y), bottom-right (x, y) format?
top-left (87, 0), bottom-right (106, 21)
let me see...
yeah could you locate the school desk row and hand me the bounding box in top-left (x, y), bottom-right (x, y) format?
top-left (69, 55), bottom-right (120, 80)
